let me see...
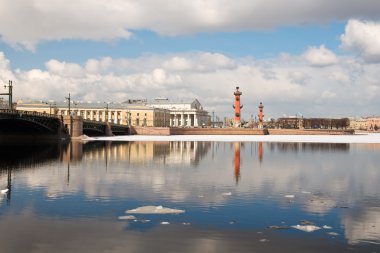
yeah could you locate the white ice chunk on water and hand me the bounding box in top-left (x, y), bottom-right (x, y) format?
top-left (285, 195), bottom-right (295, 198)
top-left (1, 189), bottom-right (8, 194)
top-left (161, 221), bottom-right (170, 225)
top-left (126, 206), bottom-right (185, 214)
top-left (292, 225), bottom-right (321, 232)
top-left (118, 215), bottom-right (136, 220)
top-left (222, 192), bottom-right (232, 196)
top-left (323, 225), bottom-right (333, 229)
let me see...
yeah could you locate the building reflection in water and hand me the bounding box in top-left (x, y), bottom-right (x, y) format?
top-left (59, 141), bottom-right (211, 167)
top-left (268, 142), bottom-right (350, 153)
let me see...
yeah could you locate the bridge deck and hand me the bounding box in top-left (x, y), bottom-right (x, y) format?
top-left (0, 110), bottom-right (129, 137)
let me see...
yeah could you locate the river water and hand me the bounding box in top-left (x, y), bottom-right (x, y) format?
top-left (0, 140), bottom-right (379, 252)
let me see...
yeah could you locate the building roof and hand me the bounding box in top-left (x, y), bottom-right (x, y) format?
top-left (147, 98), bottom-right (199, 105)
top-left (16, 100), bottom-right (166, 111)
top-left (122, 98), bottom-right (200, 105)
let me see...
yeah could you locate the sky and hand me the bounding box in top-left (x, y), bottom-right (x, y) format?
top-left (0, 0), bottom-right (380, 119)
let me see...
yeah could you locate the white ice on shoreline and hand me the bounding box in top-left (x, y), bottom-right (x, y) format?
top-left (85, 133), bottom-right (380, 144)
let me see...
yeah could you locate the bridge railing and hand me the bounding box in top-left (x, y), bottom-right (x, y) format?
top-left (0, 109), bottom-right (129, 128)
top-left (83, 119), bottom-right (107, 126)
top-left (82, 118), bottom-right (129, 128)
top-left (0, 109), bottom-right (60, 119)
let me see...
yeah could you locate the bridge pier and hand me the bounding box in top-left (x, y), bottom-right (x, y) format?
top-left (63, 115), bottom-right (83, 138)
top-left (105, 123), bottom-right (113, 137)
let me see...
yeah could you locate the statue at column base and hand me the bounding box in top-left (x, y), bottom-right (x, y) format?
top-left (234, 121), bottom-right (241, 128)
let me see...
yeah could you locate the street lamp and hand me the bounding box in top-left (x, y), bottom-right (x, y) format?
top-left (44, 102), bottom-right (56, 116)
top-left (1, 80), bottom-right (13, 109)
top-left (212, 111), bottom-right (215, 128)
top-left (65, 93), bottom-right (71, 116)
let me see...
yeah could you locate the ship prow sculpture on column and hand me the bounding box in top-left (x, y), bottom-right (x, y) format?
top-left (232, 86), bottom-right (243, 128)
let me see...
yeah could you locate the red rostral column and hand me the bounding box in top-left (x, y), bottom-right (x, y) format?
top-left (258, 102), bottom-right (264, 129)
top-left (233, 87), bottom-right (243, 126)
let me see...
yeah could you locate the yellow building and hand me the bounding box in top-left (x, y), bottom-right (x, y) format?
top-left (349, 117), bottom-right (380, 131)
top-left (367, 117), bottom-right (380, 131)
top-left (349, 118), bottom-right (368, 130)
top-left (16, 100), bottom-right (171, 127)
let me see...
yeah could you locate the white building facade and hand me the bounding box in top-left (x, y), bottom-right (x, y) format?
top-left (146, 98), bottom-right (210, 127)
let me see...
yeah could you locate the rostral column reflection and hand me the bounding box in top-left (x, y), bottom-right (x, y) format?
top-left (234, 142), bottom-right (241, 183)
top-left (234, 142), bottom-right (264, 183)
top-left (258, 142), bottom-right (263, 163)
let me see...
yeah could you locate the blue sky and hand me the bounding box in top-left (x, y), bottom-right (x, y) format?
top-left (0, 0), bottom-right (379, 118)
top-left (2, 22), bottom-right (345, 70)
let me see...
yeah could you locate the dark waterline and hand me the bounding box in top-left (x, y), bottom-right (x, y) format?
top-left (0, 141), bottom-right (379, 252)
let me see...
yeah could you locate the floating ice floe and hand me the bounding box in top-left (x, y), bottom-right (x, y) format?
top-left (0, 189), bottom-right (8, 194)
top-left (118, 215), bottom-right (136, 220)
top-left (285, 195), bottom-right (295, 198)
top-left (327, 232), bottom-right (339, 236)
top-left (323, 225), bottom-right (333, 229)
top-left (126, 205), bottom-right (185, 214)
top-left (222, 192), bottom-right (232, 196)
top-left (301, 191), bottom-right (311, 194)
top-left (267, 225), bottom-right (290, 230)
top-left (161, 221), bottom-right (170, 225)
top-left (182, 222), bottom-right (191, 226)
top-left (292, 225), bottom-right (321, 232)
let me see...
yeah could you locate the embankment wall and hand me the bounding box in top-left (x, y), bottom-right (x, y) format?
top-left (268, 129), bottom-right (354, 135)
top-left (130, 127), bottom-right (268, 135)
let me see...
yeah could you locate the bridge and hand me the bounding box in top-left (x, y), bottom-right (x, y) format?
top-left (0, 109), bottom-right (129, 139)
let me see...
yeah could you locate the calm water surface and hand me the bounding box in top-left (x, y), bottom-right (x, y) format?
top-left (0, 141), bottom-right (379, 252)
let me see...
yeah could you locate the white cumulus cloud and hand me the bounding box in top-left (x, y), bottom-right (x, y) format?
top-left (1, 0), bottom-right (380, 50)
top-left (303, 45), bottom-right (338, 67)
top-left (1, 51), bottom-right (379, 117)
top-left (341, 19), bottom-right (380, 63)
